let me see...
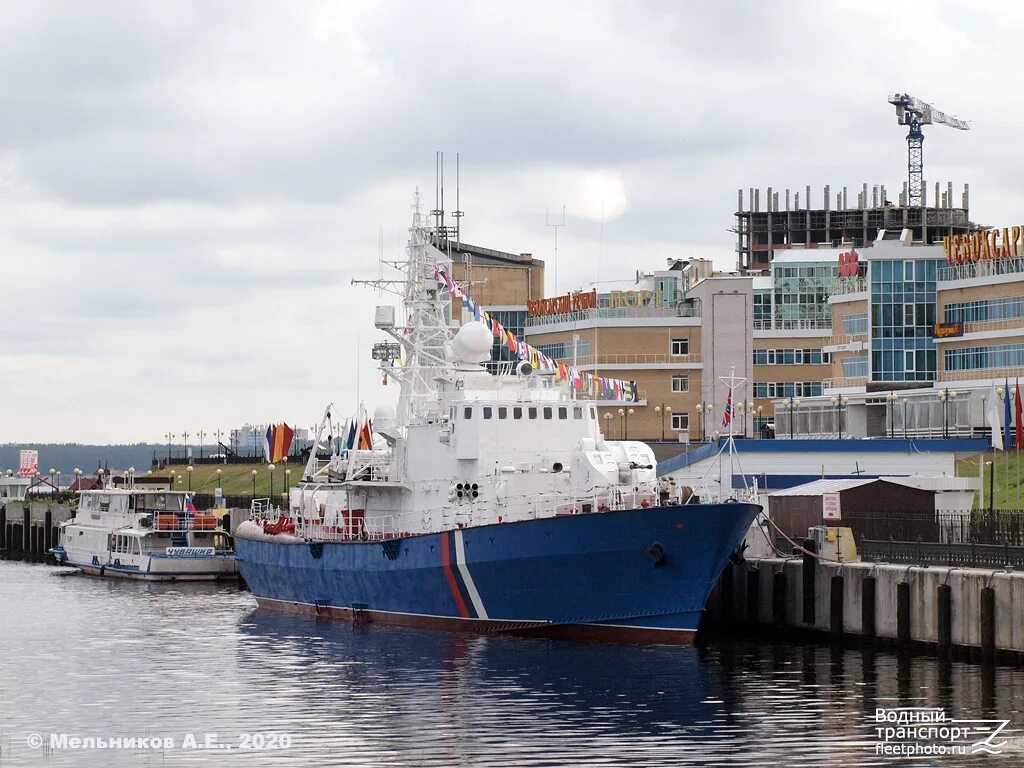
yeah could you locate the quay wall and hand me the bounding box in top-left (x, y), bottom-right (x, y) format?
top-left (0, 502), bottom-right (74, 562)
top-left (708, 554), bottom-right (1024, 657)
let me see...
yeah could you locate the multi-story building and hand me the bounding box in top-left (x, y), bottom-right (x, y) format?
top-left (522, 260), bottom-right (754, 443)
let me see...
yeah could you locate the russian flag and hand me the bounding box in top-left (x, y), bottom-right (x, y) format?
top-left (184, 495), bottom-right (196, 516)
top-left (722, 388), bottom-right (733, 427)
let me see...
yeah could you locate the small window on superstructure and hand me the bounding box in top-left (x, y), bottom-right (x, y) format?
top-left (513, 407), bottom-right (523, 420)
top-left (543, 407), bottom-right (553, 420)
top-left (573, 406), bottom-right (583, 419)
top-left (590, 407), bottom-right (597, 419)
top-left (483, 406), bottom-right (493, 420)
top-left (464, 407), bottom-right (473, 420)
top-left (558, 406), bottom-right (568, 419)
top-left (528, 407), bottom-right (538, 419)
top-left (498, 407), bottom-right (508, 419)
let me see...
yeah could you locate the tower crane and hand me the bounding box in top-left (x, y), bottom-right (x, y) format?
top-left (888, 94), bottom-right (969, 206)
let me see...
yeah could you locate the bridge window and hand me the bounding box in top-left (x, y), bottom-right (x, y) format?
top-left (558, 407), bottom-right (568, 419)
top-left (543, 407), bottom-right (553, 420)
top-left (464, 407), bottom-right (473, 420)
top-left (498, 407), bottom-right (507, 419)
top-left (528, 407), bottom-right (538, 419)
top-left (483, 407), bottom-right (493, 420)
top-left (573, 406), bottom-right (583, 419)
top-left (513, 407), bottom-right (523, 420)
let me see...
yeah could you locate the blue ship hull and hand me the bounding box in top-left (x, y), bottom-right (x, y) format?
top-left (235, 502), bottom-right (759, 645)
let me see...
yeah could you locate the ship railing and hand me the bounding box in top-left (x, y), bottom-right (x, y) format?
top-left (346, 451), bottom-right (393, 483)
top-left (249, 498), bottom-right (275, 523)
top-left (298, 516), bottom-right (365, 542)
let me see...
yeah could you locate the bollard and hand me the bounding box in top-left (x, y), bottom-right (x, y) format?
top-left (802, 538), bottom-right (817, 626)
top-left (44, 509), bottom-right (53, 556)
top-left (746, 568), bottom-right (761, 625)
top-left (980, 586), bottom-right (996, 662)
top-left (862, 577), bottom-right (876, 640)
top-left (22, 508), bottom-right (30, 556)
top-left (937, 584), bottom-right (952, 655)
top-left (897, 581), bottom-right (911, 647)
top-left (772, 570), bottom-right (787, 628)
top-left (830, 574), bottom-right (844, 636)
top-left (720, 563), bottom-right (735, 625)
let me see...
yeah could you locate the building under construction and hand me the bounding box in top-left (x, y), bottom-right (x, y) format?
top-left (735, 181), bottom-right (975, 273)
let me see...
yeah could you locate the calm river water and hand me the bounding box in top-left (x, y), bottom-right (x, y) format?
top-left (2, 559), bottom-right (1024, 767)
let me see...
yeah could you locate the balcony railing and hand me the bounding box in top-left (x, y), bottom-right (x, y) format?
top-left (940, 365), bottom-right (1024, 383)
top-left (525, 305), bottom-right (700, 329)
top-left (569, 353), bottom-right (701, 367)
top-left (957, 316), bottom-right (1024, 336)
top-left (753, 318), bottom-right (832, 331)
top-left (938, 257), bottom-right (1024, 283)
top-left (823, 376), bottom-right (868, 390)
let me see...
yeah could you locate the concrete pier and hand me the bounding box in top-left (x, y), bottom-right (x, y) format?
top-left (0, 502), bottom-right (73, 562)
top-left (707, 556), bottom-right (1024, 660)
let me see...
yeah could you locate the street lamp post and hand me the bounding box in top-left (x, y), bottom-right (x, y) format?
top-left (285, 468), bottom-right (291, 500)
top-left (887, 391), bottom-right (898, 438)
top-left (696, 402), bottom-right (712, 441)
top-left (251, 469), bottom-right (258, 497)
top-left (165, 432), bottom-right (174, 463)
top-left (216, 468), bottom-right (222, 495)
top-left (127, 467), bottom-right (134, 490)
top-left (603, 412), bottom-right (615, 437)
top-left (654, 405), bottom-right (672, 441)
top-left (755, 405), bottom-right (763, 438)
top-left (186, 465), bottom-right (193, 492)
top-left (198, 430), bottom-right (207, 460)
top-left (788, 396), bottom-right (801, 439)
top-left (268, 463), bottom-right (275, 499)
top-left (830, 395), bottom-right (848, 439)
top-left (902, 398), bottom-right (909, 439)
top-left (617, 408), bottom-right (633, 439)
top-left (938, 387), bottom-right (958, 439)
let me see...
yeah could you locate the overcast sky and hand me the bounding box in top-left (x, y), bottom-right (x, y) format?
top-left (1, 0), bottom-right (1019, 443)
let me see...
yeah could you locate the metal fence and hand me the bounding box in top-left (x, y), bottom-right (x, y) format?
top-left (854, 509), bottom-right (1024, 568)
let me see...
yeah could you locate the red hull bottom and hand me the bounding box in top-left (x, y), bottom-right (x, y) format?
top-left (254, 597), bottom-right (697, 647)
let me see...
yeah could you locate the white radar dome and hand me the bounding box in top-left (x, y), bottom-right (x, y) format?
top-left (373, 404), bottom-right (396, 431)
top-left (452, 321), bottom-right (493, 364)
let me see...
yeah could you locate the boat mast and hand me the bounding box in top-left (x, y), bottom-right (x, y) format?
top-left (353, 190), bottom-right (455, 429)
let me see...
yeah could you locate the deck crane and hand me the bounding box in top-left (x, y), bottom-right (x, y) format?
top-left (888, 94), bottom-right (969, 206)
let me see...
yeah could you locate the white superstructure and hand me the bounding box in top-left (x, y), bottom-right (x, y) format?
top-left (53, 488), bottom-right (236, 581)
top-left (247, 198), bottom-right (663, 541)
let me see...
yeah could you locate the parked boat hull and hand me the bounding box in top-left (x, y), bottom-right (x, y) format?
top-left (235, 502), bottom-right (759, 645)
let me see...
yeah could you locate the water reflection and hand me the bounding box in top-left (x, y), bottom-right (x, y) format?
top-left (2, 561), bottom-right (1024, 767)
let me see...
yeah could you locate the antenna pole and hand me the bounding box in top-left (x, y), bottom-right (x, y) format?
top-left (546, 205), bottom-right (566, 296)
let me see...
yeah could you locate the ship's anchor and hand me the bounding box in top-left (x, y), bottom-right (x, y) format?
top-left (645, 542), bottom-right (666, 567)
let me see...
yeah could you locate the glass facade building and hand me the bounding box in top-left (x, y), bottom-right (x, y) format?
top-left (869, 258), bottom-right (939, 382)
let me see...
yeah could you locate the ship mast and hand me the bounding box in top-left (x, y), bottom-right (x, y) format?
top-left (353, 190), bottom-right (455, 430)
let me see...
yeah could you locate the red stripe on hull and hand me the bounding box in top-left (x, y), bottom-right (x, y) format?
top-left (253, 598), bottom-right (696, 646)
top-left (439, 531), bottom-right (471, 618)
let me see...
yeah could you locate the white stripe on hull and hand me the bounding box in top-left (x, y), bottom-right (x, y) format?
top-left (453, 528), bottom-right (489, 619)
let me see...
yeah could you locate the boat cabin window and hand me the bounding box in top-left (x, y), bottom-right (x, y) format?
top-left (513, 407), bottom-right (523, 420)
top-left (552, 462), bottom-right (563, 473)
top-left (558, 407), bottom-right (567, 419)
top-left (464, 407), bottom-right (473, 420)
top-left (573, 406), bottom-right (583, 420)
top-left (498, 407), bottom-right (507, 419)
top-left (483, 407), bottom-right (492, 420)
top-left (528, 407), bottom-right (538, 419)
top-left (543, 407), bottom-right (553, 420)
top-left (590, 406), bottom-right (597, 420)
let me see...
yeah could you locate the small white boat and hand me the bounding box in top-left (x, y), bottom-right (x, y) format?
top-left (51, 487), bottom-right (237, 581)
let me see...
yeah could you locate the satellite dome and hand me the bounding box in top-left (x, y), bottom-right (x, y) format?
top-left (373, 404), bottom-right (396, 424)
top-left (452, 321), bottom-right (493, 364)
